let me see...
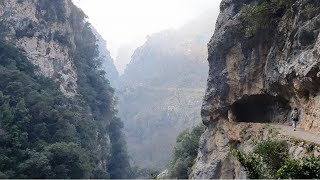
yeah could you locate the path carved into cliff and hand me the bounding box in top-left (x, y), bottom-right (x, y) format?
top-left (143, 87), bottom-right (205, 93)
top-left (272, 124), bottom-right (320, 145)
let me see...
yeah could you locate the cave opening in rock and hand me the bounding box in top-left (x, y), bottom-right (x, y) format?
top-left (230, 94), bottom-right (290, 123)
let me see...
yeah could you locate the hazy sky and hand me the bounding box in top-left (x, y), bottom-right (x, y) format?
top-left (73, 0), bottom-right (221, 73)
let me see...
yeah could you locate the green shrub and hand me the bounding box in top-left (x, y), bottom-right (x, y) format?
top-left (229, 147), bottom-right (263, 178)
top-left (276, 156), bottom-right (320, 179)
top-left (230, 140), bottom-right (288, 178)
top-left (230, 139), bottom-right (320, 179)
top-left (240, 0), bottom-right (296, 35)
top-left (167, 124), bottom-right (206, 179)
top-left (240, 1), bottom-right (272, 35)
top-left (253, 139), bottom-right (288, 175)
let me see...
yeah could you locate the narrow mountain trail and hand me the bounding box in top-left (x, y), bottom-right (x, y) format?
top-left (143, 86), bottom-right (205, 93)
top-left (271, 124), bottom-right (320, 145)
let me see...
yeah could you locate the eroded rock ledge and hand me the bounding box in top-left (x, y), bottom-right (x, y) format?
top-left (192, 0), bottom-right (320, 178)
top-left (191, 121), bottom-right (320, 179)
top-left (202, 0), bottom-right (320, 132)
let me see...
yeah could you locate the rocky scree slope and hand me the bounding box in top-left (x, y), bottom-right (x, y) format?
top-left (191, 0), bottom-right (320, 178)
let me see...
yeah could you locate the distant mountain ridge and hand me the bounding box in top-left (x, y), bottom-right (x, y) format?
top-left (118, 11), bottom-right (217, 170)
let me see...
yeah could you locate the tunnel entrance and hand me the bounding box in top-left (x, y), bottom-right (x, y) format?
top-left (230, 94), bottom-right (290, 123)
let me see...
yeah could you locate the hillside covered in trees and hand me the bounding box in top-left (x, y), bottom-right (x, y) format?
top-left (0, 0), bottom-right (131, 178)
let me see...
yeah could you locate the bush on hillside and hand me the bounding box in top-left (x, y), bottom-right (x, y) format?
top-left (0, 23), bottom-right (132, 178)
top-left (167, 124), bottom-right (206, 179)
top-left (277, 156), bottom-right (320, 179)
top-left (240, 0), bottom-right (297, 35)
top-left (230, 139), bottom-right (320, 179)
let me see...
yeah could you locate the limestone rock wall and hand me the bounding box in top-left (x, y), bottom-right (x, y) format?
top-left (192, 0), bottom-right (320, 178)
top-left (202, 0), bottom-right (320, 131)
top-left (0, 0), bottom-right (87, 96)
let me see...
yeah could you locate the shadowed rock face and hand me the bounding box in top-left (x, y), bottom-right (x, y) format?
top-left (191, 0), bottom-right (320, 178)
top-left (230, 94), bottom-right (290, 123)
top-left (202, 0), bottom-right (320, 131)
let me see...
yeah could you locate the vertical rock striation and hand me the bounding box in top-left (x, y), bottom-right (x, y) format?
top-left (192, 0), bottom-right (320, 178)
top-left (0, 0), bottom-right (83, 96)
top-left (0, 0), bottom-right (130, 178)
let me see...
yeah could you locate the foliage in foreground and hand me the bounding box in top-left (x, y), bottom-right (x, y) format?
top-left (230, 139), bottom-right (320, 179)
top-left (166, 124), bottom-right (206, 179)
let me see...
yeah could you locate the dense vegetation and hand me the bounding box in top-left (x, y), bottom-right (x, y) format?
top-left (166, 124), bottom-right (205, 179)
top-left (73, 24), bottom-right (133, 178)
top-left (230, 139), bottom-right (320, 179)
top-left (0, 22), bottom-right (132, 178)
top-left (0, 40), bottom-right (94, 178)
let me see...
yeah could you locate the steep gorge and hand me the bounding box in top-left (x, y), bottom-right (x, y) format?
top-left (191, 0), bottom-right (320, 178)
top-left (0, 0), bottom-right (130, 178)
top-left (118, 12), bottom-right (216, 170)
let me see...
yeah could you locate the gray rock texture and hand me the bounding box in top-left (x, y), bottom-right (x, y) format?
top-left (0, 0), bottom-right (80, 96)
top-left (0, 0), bottom-right (118, 96)
top-left (0, 1), bottom-right (119, 173)
top-left (192, 0), bottom-right (320, 178)
top-left (202, 0), bottom-right (320, 131)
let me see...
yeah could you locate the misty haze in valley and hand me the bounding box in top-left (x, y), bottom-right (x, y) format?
top-left (117, 11), bottom-right (217, 170)
top-left (2, 0), bottom-right (320, 179)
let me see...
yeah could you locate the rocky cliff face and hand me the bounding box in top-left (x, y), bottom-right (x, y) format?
top-left (0, 0), bottom-right (84, 96)
top-left (0, 0), bottom-right (130, 178)
top-left (192, 0), bottom-right (320, 178)
top-left (0, 0), bottom-right (118, 93)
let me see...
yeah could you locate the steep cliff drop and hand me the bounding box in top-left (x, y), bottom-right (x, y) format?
top-left (191, 0), bottom-right (320, 178)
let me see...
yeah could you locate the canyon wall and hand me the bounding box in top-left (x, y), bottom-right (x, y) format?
top-left (191, 0), bottom-right (320, 178)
